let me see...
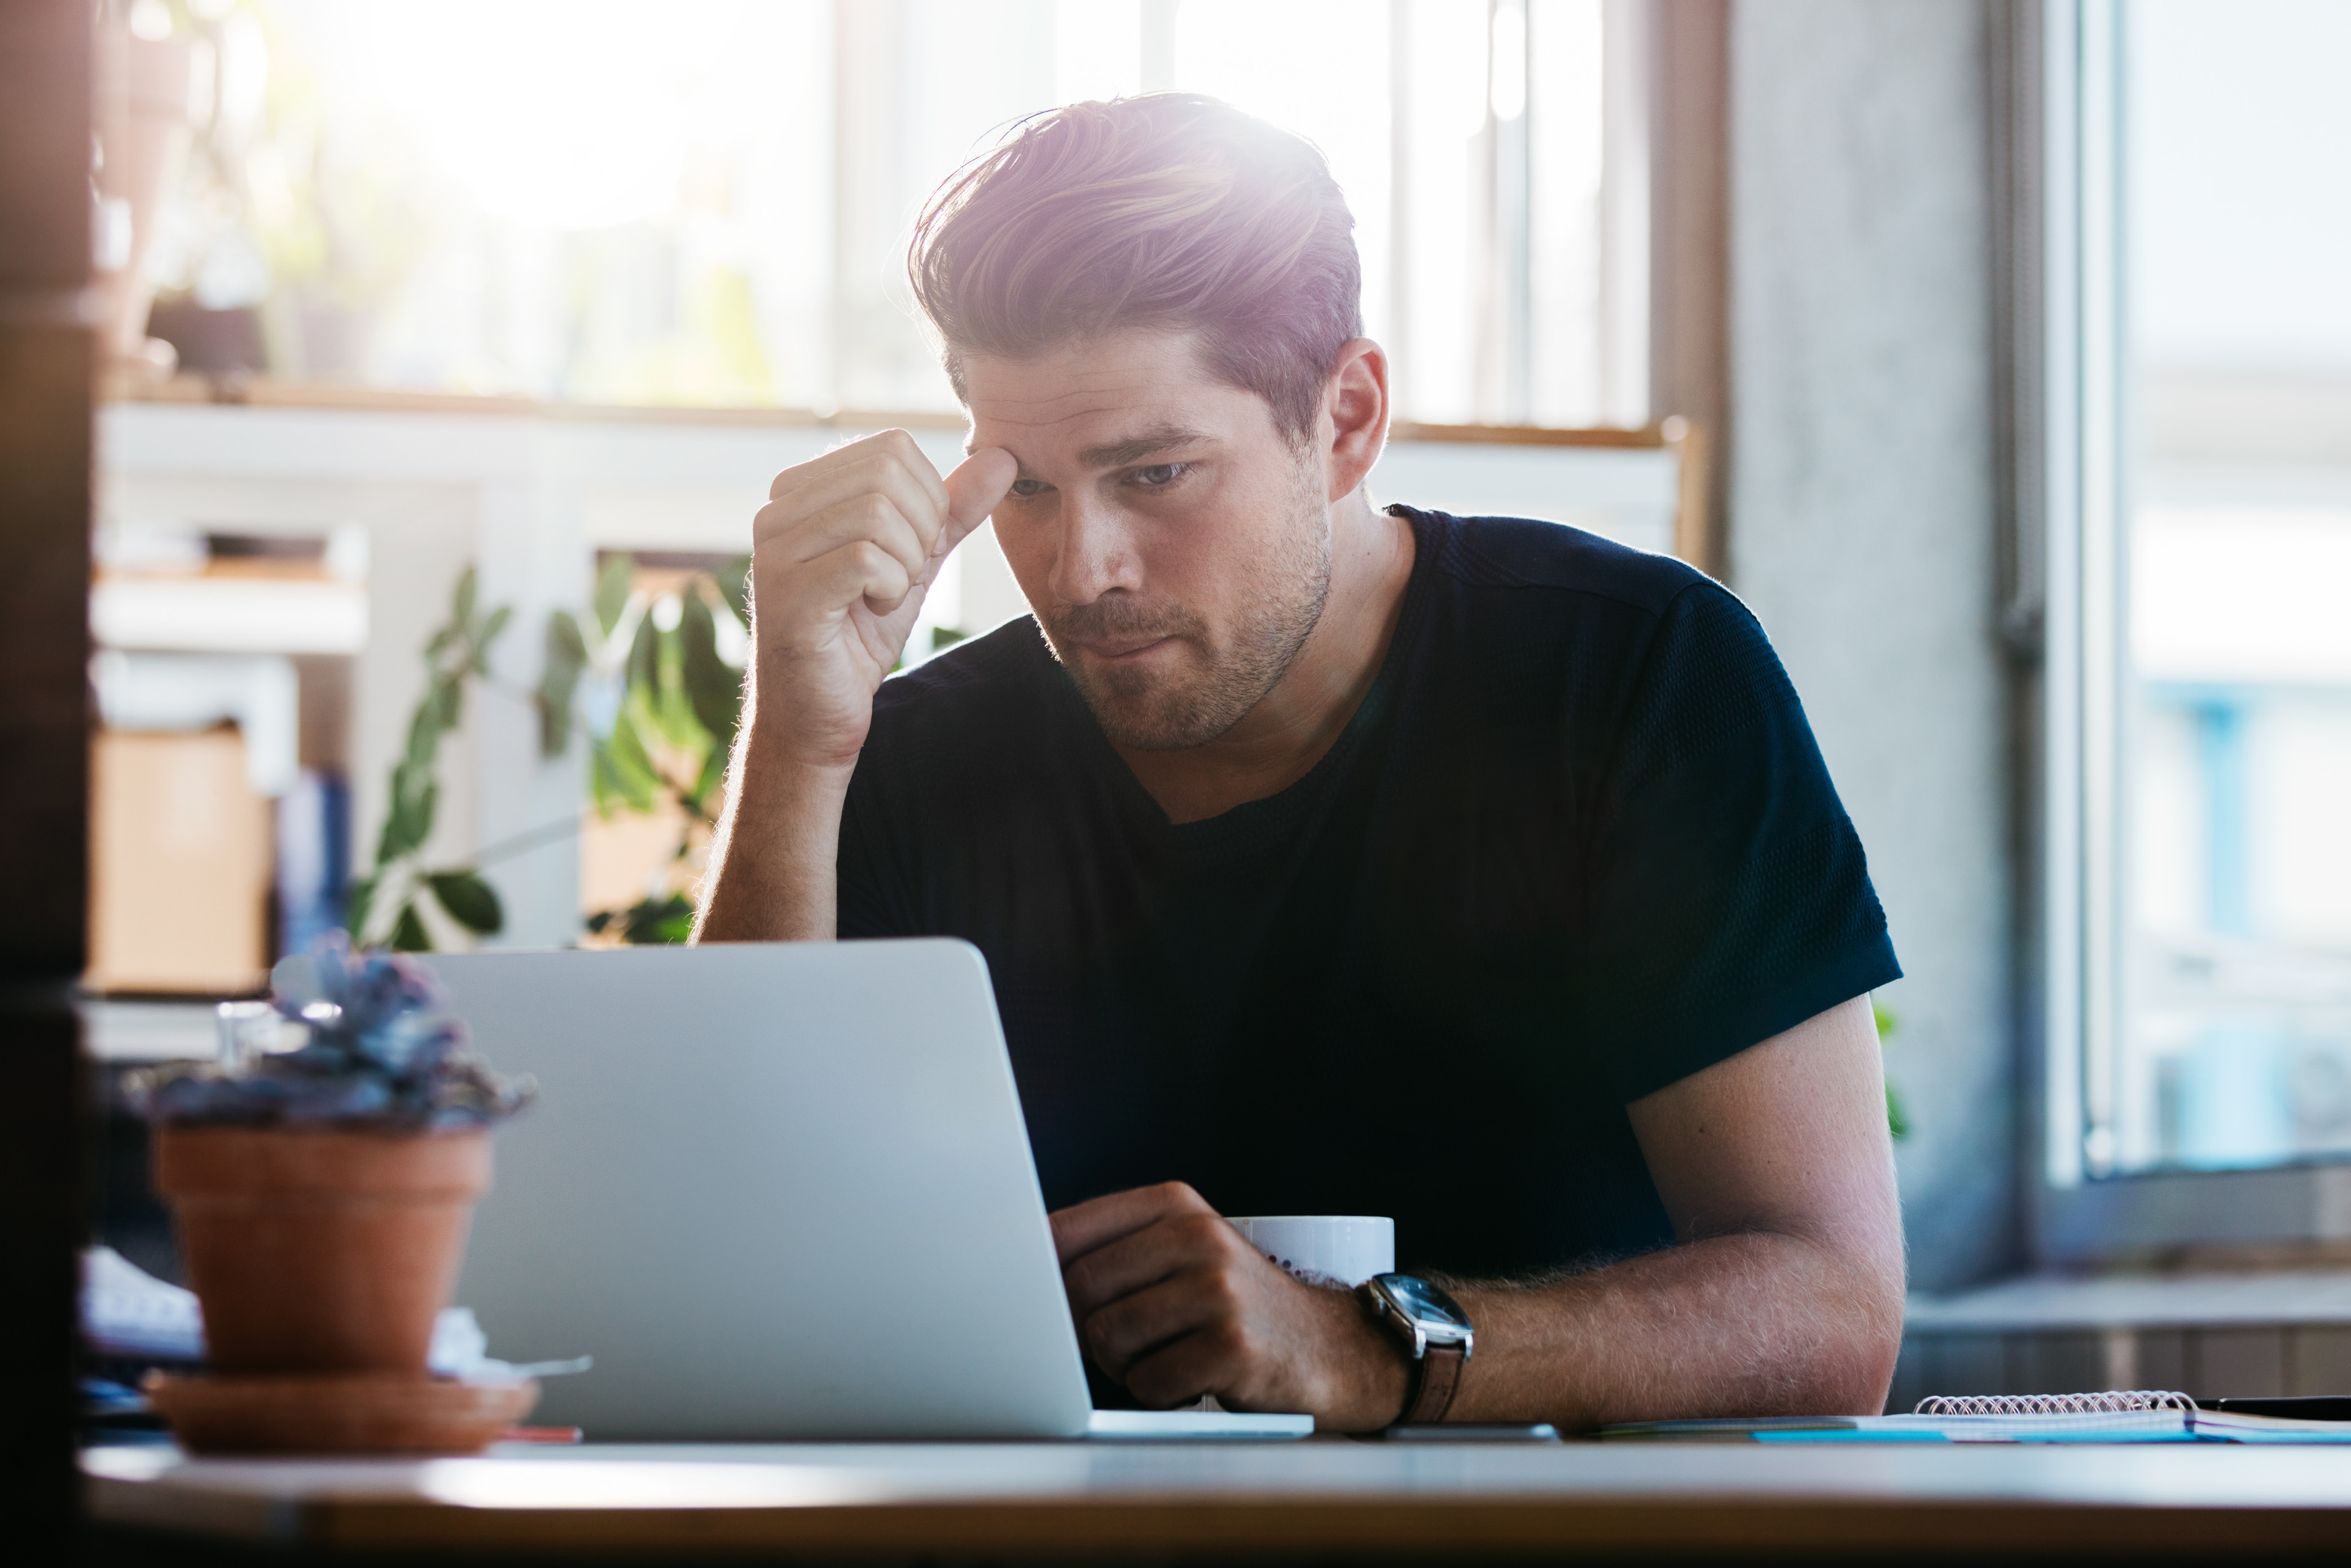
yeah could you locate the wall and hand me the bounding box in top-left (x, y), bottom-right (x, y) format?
top-left (1888, 1270), bottom-right (2351, 1408)
top-left (1728, 0), bottom-right (2016, 1290)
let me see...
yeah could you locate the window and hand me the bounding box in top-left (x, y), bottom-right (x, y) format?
top-left (142, 0), bottom-right (1646, 426)
top-left (2047, 0), bottom-right (2351, 1196)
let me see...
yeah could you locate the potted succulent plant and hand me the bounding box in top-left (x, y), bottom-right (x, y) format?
top-left (129, 937), bottom-right (535, 1452)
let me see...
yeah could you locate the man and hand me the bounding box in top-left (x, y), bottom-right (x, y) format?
top-left (700, 94), bottom-right (1904, 1432)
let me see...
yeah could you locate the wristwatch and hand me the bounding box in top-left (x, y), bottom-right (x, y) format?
top-left (1357, 1272), bottom-right (1474, 1425)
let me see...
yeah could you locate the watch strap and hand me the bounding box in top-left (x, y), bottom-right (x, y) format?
top-left (1401, 1340), bottom-right (1466, 1424)
top-left (1360, 1276), bottom-right (1473, 1427)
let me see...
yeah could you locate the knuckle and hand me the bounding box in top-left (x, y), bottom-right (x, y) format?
top-left (1173, 1211), bottom-right (1228, 1250)
top-left (1155, 1180), bottom-right (1206, 1210)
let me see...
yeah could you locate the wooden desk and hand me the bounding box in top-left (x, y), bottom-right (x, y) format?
top-left (83, 1439), bottom-right (2351, 1559)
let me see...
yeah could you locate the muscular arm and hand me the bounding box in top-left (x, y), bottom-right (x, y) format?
top-left (696, 433), bottom-right (1014, 944)
top-left (1438, 994), bottom-right (1905, 1425)
top-left (1053, 996), bottom-right (1905, 1430)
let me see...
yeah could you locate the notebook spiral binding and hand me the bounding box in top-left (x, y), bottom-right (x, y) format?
top-left (1913, 1390), bottom-right (2196, 1416)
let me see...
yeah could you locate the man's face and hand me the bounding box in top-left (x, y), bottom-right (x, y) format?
top-left (963, 331), bottom-right (1331, 752)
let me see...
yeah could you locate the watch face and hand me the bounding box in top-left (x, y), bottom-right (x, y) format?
top-left (1382, 1274), bottom-right (1471, 1332)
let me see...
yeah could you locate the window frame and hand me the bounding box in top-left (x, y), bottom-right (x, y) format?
top-left (2020, 0), bottom-right (2351, 1264)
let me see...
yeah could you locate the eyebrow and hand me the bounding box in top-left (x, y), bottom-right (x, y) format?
top-left (965, 423), bottom-right (1216, 474)
top-left (1076, 425), bottom-right (1214, 469)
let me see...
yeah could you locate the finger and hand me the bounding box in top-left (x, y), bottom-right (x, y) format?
top-left (872, 428), bottom-right (953, 509)
top-left (1049, 1181), bottom-right (1214, 1266)
top-left (762, 455), bottom-right (948, 561)
top-left (761, 493), bottom-right (930, 585)
top-left (1080, 1267), bottom-right (1238, 1384)
top-left (770, 537), bottom-right (915, 625)
top-left (766, 433), bottom-right (951, 546)
top-left (771, 428), bottom-right (947, 509)
top-left (1063, 1210), bottom-right (1237, 1320)
top-left (1120, 1319), bottom-right (1256, 1411)
top-left (939, 447), bottom-right (1017, 555)
top-left (756, 492), bottom-right (930, 585)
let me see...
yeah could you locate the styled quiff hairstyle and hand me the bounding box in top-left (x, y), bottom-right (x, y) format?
top-left (908, 94), bottom-right (1363, 445)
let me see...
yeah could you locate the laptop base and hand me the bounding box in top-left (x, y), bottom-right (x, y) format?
top-left (1085, 1409), bottom-right (1312, 1440)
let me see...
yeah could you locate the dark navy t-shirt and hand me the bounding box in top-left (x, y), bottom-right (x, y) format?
top-left (838, 507), bottom-right (1899, 1277)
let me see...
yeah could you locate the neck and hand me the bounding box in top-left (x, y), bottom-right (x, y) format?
top-left (1112, 491), bottom-right (1417, 824)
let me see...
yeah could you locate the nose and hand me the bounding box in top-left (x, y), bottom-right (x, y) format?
top-left (1046, 491), bottom-right (1141, 607)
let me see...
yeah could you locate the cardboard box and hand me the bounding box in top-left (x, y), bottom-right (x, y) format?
top-left (87, 727), bottom-right (272, 995)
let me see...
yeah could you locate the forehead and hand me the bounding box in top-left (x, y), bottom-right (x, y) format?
top-left (961, 331), bottom-right (1273, 460)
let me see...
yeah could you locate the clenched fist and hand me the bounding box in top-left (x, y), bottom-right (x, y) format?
top-left (749, 429), bottom-right (1017, 771)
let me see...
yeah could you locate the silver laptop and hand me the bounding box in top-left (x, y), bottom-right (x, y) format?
top-left (422, 941), bottom-right (1308, 1441)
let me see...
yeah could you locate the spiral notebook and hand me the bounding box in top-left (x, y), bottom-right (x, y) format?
top-left (1602, 1391), bottom-right (2351, 1443)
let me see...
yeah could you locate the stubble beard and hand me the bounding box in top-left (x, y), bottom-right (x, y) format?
top-left (1040, 463), bottom-right (1333, 752)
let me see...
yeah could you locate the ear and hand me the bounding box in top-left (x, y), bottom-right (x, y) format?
top-left (1321, 339), bottom-right (1390, 503)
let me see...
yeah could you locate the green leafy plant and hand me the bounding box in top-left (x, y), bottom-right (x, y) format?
top-left (1877, 1003), bottom-right (1909, 1141)
top-left (537, 552), bottom-right (750, 943)
top-left (347, 568), bottom-right (510, 952)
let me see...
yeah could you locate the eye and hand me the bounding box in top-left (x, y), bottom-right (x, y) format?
top-left (1008, 478), bottom-right (1049, 498)
top-left (1130, 463), bottom-right (1186, 488)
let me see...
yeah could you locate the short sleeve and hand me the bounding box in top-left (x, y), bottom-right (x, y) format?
top-left (1574, 582), bottom-right (1900, 1103)
top-left (835, 752), bottom-right (921, 939)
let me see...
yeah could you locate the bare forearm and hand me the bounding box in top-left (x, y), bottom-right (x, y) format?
top-left (1440, 1230), bottom-right (1903, 1429)
top-left (697, 436), bottom-right (1013, 943)
top-left (1074, 1004), bottom-right (1907, 1432)
top-left (693, 692), bottom-right (855, 942)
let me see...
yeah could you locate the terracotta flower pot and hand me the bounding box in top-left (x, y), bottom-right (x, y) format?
top-left (153, 1126), bottom-right (491, 1374)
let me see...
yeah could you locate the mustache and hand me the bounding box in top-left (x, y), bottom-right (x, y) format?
top-left (1042, 595), bottom-right (1207, 645)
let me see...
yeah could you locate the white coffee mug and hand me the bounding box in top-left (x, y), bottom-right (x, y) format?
top-left (1227, 1215), bottom-right (1395, 1288)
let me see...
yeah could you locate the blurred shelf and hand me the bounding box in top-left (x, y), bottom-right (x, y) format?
top-left (92, 576), bottom-right (366, 655)
top-left (101, 373), bottom-right (969, 432)
top-left (101, 374), bottom-right (1683, 449)
top-left (78, 999), bottom-right (221, 1064)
